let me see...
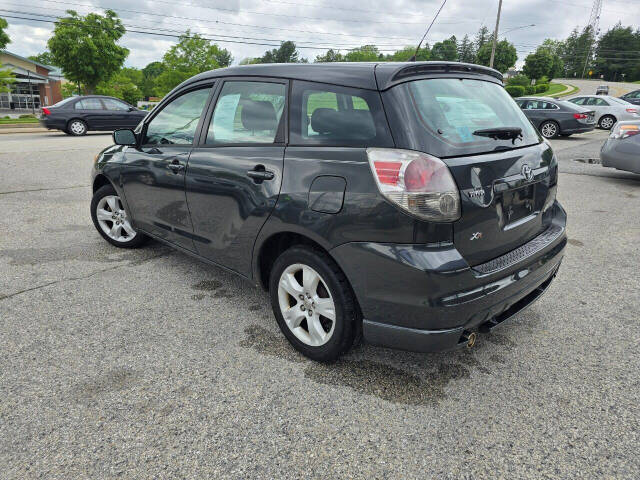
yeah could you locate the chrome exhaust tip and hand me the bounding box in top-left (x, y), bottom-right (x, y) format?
top-left (462, 331), bottom-right (477, 349)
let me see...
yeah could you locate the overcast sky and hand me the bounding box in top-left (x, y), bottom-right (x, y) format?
top-left (1, 0), bottom-right (638, 69)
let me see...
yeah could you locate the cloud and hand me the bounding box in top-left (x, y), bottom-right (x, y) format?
top-left (1, 0), bottom-right (638, 69)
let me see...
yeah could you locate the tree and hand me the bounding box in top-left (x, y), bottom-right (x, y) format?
top-left (96, 69), bottom-right (142, 105)
top-left (562, 26), bottom-right (595, 78)
top-left (48, 10), bottom-right (128, 94)
top-left (458, 35), bottom-right (476, 63)
top-left (258, 41), bottom-right (305, 63)
top-left (385, 45), bottom-right (430, 62)
top-left (431, 36), bottom-right (458, 61)
top-left (141, 61), bottom-right (165, 98)
top-left (593, 24), bottom-right (640, 81)
top-left (0, 17), bottom-right (11, 49)
top-left (475, 26), bottom-right (491, 52)
top-left (155, 32), bottom-right (232, 96)
top-left (477, 39), bottom-right (517, 73)
top-left (29, 51), bottom-right (56, 66)
top-left (314, 49), bottom-right (344, 63)
top-left (523, 49), bottom-right (554, 80)
top-left (344, 45), bottom-right (380, 62)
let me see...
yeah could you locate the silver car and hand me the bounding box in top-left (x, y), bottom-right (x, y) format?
top-left (566, 95), bottom-right (639, 130)
top-left (600, 121), bottom-right (640, 174)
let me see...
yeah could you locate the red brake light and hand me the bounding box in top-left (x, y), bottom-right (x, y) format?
top-left (373, 161), bottom-right (402, 185)
top-left (573, 113), bottom-right (587, 119)
top-left (626, 108), bottom-right (637, 113)
top-left (42, 107), bottom-right (51, 115)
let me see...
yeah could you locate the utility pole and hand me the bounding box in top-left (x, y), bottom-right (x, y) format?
top-left (489, 0), bottom-right (503, 69)
top-left (581, 0), bottom-right (602, 79)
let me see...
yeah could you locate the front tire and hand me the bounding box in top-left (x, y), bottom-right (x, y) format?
top-left (269, 245), bottom-right (360, 362)
top-left (91, 184), bottom-right (147, 248)
top-left (599, 115), bottom-right (616, 130)
top-left (67, 119), bottom-right (87, 136)
top-left (539, 120), bottom-right (559, 139)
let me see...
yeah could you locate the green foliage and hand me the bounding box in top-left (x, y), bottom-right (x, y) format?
top-left (431, 36), bottom-right (458, 61)
top-left (457, 35), bottom-right (475, 63)
top-left (475, 26), bottom-right (490, 52)
top-left (523, 49), bottom-right (554, 80)
top-left (507, 74), bottom-right (531, 87)
top-left (141, 61), bottom-right (165, 98)
top-left (561, 26), bottom-right (595, 78)
top-left (504, 85), bottom-right (525, 97)
top-left (387, 45), bottom-right (430, 62)
top-left (476, 40), bottom-right (517, 73)
top-left (314, 49), bottom-right (344, 63)
top-left (28, 51), bottom-right (56, 66)
top-left (96, 69), bottom-right (143, 105)
top-left (62, 82), bottom-right (79, 98)
top-left (344, 45), bottom-right (381, 62)
top-left (535, 84), bottom-right (549, 93)
top-left (0, 64), bottom-right (15, 93)
top-left (155, 31), bottom-right (232, 96)
top-left (48, 10), bottom-right (128, 94)
top-left (257, 41), bottom-right (305, 63)
top-left (593, 23), bottom-right (640, 81)
top-left (0, 17), bottom-right (10, 50)
top-left (525, 85), bottom-right (536, 95)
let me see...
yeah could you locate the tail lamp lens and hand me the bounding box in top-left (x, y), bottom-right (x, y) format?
top-left (573, 113), bottom-right (587, 119)
top-left (626, 108), bottom-right (637, 114)
top-left (42, 107), bottom-right (51, 115)
top-left (367, 148), bottom-right (460, 222)
top-left (611, 124), bottom-right (640, 139)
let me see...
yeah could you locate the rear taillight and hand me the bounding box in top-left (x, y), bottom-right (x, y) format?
top-left (626, 108), bottom-right (637, 114)
top-left (367, 148), bottom-right (460, 222)
top-left (42, 107), bottom-right (51, 116)
top-left (611, 124), bottom-right (640, 139)
top-left (573, 113), bottom-right (587, 119)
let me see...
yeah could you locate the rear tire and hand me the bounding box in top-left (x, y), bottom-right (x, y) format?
top-left (269, 245), bottom-right (360, 362)
top-left (599, 115), bottom-right (616, 130)
top-left (539, 120), bottom-right (559, 139)
top-left (67, 119), bottom-right (87, 136)
top-left (91, 184), bottom-right (147, 248)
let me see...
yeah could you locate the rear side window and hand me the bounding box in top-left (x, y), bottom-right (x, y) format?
top-left (75, 98), bottom-right (103, 110)
top-left (523, 100), bottom-right (558, 110)
top-left (102, 98), bottom-right (130, 111)
top-left (289, 81), bottom-right (393, 147)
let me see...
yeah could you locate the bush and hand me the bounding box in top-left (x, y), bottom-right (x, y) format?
top-left (538, 75), bottom-right (550, 85)
top-left (506, 74), bottom-right (530, 87)
top-left (536, 83), bottom-right (549, 93)
top-left (505, 85), bottom-right (525, 97)
top-left (19, 114), bottom-right (36, 118)
top-left (525, 86), bottom-right (536, 95)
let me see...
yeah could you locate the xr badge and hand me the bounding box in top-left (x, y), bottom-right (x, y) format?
top-left (470, 232), bottom-right (483, 241)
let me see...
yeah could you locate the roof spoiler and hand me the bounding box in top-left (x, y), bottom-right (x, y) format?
top-left (390, 62), bottom-right (503, 84)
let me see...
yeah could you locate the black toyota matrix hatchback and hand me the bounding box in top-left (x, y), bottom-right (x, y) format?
top-left (90, 62), bottom-right (567, 361)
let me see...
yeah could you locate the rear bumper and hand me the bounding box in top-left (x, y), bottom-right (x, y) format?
top-left (562, 124), bottom-right (595, 134)
top-left (39, 118), bottom-right (66, 130)
top-left (601, 140), bottom-right (640, 174)
top-left (330, 202), bottom-right (567, 353)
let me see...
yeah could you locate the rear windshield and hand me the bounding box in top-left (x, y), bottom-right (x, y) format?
top-left (50, 97), bottom-right (76, 108)
top-left (384, 78), bottom-right (540, 157)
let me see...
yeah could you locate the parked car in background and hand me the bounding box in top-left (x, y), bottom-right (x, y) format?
top-left (515, 97), bottom-right (596, 138)
top-left (90, 62), bottom-right (566, 361)
top-left (619, 89), bottom-right (640, 106)
top-left (566, 95), bottom-right (639, 130)
top-left (596, 85), bottom-right (609, 95)
top-left (600, 121), bottom-right (640, 174)
top-left (40, 95), bottom-right (148, 136)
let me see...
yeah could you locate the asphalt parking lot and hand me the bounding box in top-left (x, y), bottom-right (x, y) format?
top-left (1, 129), bottom-right (639, 479)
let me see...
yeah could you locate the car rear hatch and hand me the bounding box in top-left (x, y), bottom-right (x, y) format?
top-left (379, 66), bottom-right (558, 266)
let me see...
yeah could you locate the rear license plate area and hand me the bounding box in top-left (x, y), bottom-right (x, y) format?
top-left (498, 184), bottom-right (535, 228)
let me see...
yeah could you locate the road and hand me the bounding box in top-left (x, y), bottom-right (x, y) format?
top-left (555, 78), bottom-right (637, 97)
top-left (1, 130), bottom-right (639, 479)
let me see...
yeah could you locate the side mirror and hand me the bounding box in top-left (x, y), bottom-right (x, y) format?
top-left (113, 128), bottom-right (137, 146)
top-left (128, 106), bottom-right (136, 112)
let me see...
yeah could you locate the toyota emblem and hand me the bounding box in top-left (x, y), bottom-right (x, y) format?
top-left (522, 164), bottom-right (534, 182)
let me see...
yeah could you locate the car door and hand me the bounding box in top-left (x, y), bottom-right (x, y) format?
top-left (185, 78), bottom-right (287, 276)
top-left (120, 84), bottom-right (214, 251)
top-left (623, 91), bottom-right (640, 106)
top-left (73, 97), bottom-right (109, 129)
top-left (523, 100), bottom-right (545, 126)
top-left (101, 97), bottom-right (135, 129)
top-left (585, 97), bottom-right (609, 121)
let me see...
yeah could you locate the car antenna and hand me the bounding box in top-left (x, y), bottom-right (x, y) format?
top-left (408, 0), bottom-right (448, 61)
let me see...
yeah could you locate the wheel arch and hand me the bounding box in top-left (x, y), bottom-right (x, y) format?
top-left (92, 173), bottom-right (114, 193)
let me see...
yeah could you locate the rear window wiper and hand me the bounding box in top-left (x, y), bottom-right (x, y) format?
top-left (473, 127), bottom-right (523, 143)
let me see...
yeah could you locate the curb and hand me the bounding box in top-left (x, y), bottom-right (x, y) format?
top-left (0, 126), bottom-right (48, 134)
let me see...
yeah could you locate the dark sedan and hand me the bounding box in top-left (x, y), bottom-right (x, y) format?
top-left (600, 121), bottom-right (640, 174)
top-left (40, 95), bottom-right (148, 136)
top-left (620, 89), bottom-right (640, 106)
top-left (516, 97), bottom-right (596, 139)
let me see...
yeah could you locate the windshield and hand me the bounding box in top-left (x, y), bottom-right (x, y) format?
top-left (385, 78), bottom-right (540, 158)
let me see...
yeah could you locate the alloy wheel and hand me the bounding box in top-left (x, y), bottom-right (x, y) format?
top-left (540, 122), bottom-right (557, 138)
top-left (277, 263), bottom-right (336, 347)
top-left (600, 116), bottom-right (614, 129)
top-left (70, 121), bottom-right (86, 135)
top-left (95, 195), bottom-right (137, 242)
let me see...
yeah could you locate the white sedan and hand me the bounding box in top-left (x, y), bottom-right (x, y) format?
top-left (566, 95), bottom-right (639, 130)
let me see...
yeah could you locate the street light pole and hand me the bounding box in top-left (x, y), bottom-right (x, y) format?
top-left (489, 0), bottom-right (503, 69)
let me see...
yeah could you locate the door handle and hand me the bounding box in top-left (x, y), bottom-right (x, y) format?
top-left (167, 159), bottom-right (185, 174)
top-left (246, 165), bottom-right (275, 182)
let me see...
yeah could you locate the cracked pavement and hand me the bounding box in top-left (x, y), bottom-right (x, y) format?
top-left (1, 130), bottom-right (639, 479)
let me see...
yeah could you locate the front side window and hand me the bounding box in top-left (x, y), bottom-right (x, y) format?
top-left (569, 97), bottom-right (586, 105)
top-left (290, 81), bottom-right (392, 147)
top-left (587, 97), bottom-right (609, 106)
top-left (207, 81), bottom-right (286, 144)
top-left (144, 87), bottom-right (212, 145)
top-left (75, 98), bottom-right (103, 110)
top-left (103, 98), bottom-right (130, 111)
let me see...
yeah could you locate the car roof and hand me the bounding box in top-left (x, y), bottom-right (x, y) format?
top-left (183, 61), bottom-right (503, 91)
top-left (517, 96), bottom-right (560, 101)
